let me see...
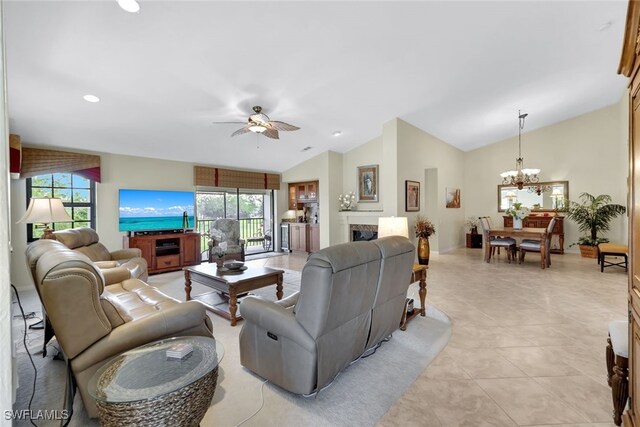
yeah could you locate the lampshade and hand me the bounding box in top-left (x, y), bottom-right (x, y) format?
top-left (378, 217), bottom-right (409, 238)
top-left (551, 188), bottom-right (563, 196)
top-left (17, 197), bottom-right (73, 239)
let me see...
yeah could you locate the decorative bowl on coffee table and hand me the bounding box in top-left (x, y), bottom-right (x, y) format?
top-left (223, 261), bottom-right (245, 271)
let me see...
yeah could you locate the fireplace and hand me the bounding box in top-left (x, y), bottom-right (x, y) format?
top-left (350, 224), bottom-right (378, 241)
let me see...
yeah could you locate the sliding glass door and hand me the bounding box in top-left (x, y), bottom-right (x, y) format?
top-left (196, 188), bottom-right (274, 259)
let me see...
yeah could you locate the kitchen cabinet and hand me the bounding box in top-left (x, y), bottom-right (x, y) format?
top-left (309, 224), bottom-right (320, 253)
top-left (289, 223), bottom-right (308, 253)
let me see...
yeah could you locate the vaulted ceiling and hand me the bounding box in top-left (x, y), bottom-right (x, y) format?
top-left (5, 1), bottom-right (628, 172)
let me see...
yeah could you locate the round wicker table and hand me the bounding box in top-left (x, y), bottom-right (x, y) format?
top-left (88, 336), bottom-right (223, 427)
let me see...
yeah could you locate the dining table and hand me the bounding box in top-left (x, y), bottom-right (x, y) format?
top-left (486, 227), bottom-right (549, 269)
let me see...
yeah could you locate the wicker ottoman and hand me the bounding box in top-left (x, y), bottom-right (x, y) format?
top-left (88, 336), bottom-right (223, 427)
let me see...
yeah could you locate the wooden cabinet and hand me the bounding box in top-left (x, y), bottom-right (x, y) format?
top-left (618, 8), bottom-right (638, 425)
top-left (503, 215), bottom-right (565, 254)
top-left (288, 181), bottom-right (319, 206)
top-left (309, 224), bottom-right (320, 253)
top-left (289, 223), bottom-right (308, 253)
top-left (466, 233), bottom-right (482, 248)
top-left (129, 232), bottom-right (201, 274)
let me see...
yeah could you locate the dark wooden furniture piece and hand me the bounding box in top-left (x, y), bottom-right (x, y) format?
top-left (183, 264), bottom-right (284, 326)
top-left (400, 264), bottom-right (428, 331)
top-left (503, 215), bottom-right (564, 254)
top-left (619, 6), bottom-right (640, 425)
top-left (129, 232), bottom-right (200, 274)
top-left (607, 320), bottom-right (629, 426)
top-left (598, 243), bottom-right (629, 273)
top-left (288, 180), bottom-right (319, 209)
top-left (466, 233), bottom-right (483, 248)
top-left (487, 227), bottom-right (548, 269)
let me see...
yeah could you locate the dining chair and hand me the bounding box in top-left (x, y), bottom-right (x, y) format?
top-left (519, 217), bottom-right (557, 267)
top-left (478, 216), bottom-right (516, 263)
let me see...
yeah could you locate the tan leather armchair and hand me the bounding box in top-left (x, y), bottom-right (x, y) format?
top-left (54, 227), bottom-right (148, 282)
top-left (25, 239), bottom-right (213, 418)
top-left (239, 236), bottom-right (414, 395)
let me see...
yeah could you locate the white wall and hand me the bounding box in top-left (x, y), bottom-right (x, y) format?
top-left (464, 102), bottom-right (628, 251)
top-left (0, 5), bottom-right (14, 416)
top-left (397, 119), bottom-right (466, 252)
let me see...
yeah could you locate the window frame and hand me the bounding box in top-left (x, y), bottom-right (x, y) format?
top-left (26, 173), bottom-right (97, 242)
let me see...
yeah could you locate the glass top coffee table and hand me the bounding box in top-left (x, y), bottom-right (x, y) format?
top-left (184, 263), bottom-right (284, 326)
top-left (88, 336), bottom-right (223, 427)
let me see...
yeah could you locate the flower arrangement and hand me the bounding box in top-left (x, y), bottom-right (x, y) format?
top-left (465, 217), bottom-right (479, 233)
top-left (414, 215), bottom-right (436, 238)
top-left (338, 191), bottom-right (356, 211)
top-left (212, 241), bottom-right (228, 258)
top-left (506, 202), bottom-right (530, 220)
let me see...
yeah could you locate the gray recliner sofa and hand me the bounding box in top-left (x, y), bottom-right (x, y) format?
top-left (239, 236), bottom-right (414, 395)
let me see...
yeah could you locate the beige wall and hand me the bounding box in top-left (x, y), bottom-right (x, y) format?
top-left (397, 119), bottom-right (467, 253)
top-left (464, 102), bottom-right (628, 251)
top-left (341, 136), bottom-right (384, 212)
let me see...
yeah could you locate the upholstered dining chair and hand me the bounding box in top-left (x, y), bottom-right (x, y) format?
top-left (478, 216), bottom-right (517, 263)
top-left (519, 216), bottom-right (557, 267)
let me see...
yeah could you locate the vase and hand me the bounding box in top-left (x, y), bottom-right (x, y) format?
top-left (215, 258), bottom-right (224, 269)
top-left (513, 218), bottom-right (523, 230)
top-left (418, 237), bottom-right (430, 265)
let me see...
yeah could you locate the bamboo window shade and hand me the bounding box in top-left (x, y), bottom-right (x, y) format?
top-left (194, 166), bottom-right (280, 190)
top-left (20, 146), bottom-right (101, 182)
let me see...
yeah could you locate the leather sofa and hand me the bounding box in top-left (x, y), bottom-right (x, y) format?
top-left (239, 236), bottom-right (414, 395)
top-left (25, 239), bottom-right (214, 418)
top-left (54, 227), bottom-right (148, 282)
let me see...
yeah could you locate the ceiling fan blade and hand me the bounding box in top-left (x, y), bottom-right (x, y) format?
top-left (268, 121), bottom-right (300, 131)
top-left (262, 128), bottom-right (280, 139)
top-left (231, 126), bottom-right (252, 137)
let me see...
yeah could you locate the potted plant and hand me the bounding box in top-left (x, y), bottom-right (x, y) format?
top-left (414, 215), bottom-right (436, 265)
top-left (563, 192), bottom-right (626, 258)
top-left (506, 202), bottom-right (530, 230)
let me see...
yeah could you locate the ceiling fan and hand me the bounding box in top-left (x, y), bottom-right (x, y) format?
top-left (213, 106), bottom-right (300, 139)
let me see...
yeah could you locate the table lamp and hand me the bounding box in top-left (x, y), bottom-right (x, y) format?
top-left (378, 217), bottom-right (409, 238)
top-left (551, 188), bottom-right (563, 210)
top-left (17, 197), bottom-right (73, 239)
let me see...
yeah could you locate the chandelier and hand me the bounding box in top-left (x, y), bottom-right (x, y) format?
top-left (500, 110), bottom-right (540, 190)
top-left (527, 184), bottom-right (551, 195)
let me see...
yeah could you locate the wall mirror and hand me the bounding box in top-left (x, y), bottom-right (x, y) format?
top-left (497, 181), bottom-right (569, 212)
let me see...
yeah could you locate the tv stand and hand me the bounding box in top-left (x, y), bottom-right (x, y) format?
top-left (129, 232), bottom-right (201, 274)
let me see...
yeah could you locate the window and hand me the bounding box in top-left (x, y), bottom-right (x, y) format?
top-left (26, 173), bottom-right (96, 241)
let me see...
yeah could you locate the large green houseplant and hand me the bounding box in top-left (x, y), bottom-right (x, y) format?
top-left (563, 192), bottom-right (626, 258)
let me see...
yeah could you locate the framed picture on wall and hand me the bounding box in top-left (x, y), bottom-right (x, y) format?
top-left (446, 187), bottom-right (461, 208)
top-left (357, 165), bottom-right (379, 202)
top-left (405, 180), bottom-right (420, 212)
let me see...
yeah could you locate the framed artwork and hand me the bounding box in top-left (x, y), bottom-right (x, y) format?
top-left (357, 165), bottom-right (379, 202)
top-left (446, 187), bottom-right (461, 208)
top-left (405, 180), bottom-right (420, 212)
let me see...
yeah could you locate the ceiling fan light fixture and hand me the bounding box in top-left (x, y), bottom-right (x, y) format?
top-left (117, 0), bottom-right (140, 13)
top-left (249, 125), bottom-right (267, 133)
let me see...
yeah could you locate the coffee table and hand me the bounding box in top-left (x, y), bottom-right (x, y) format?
top-left (184, 263), bottom-right (284, 326)
top-left (88, 336), bottom-right (223, 427)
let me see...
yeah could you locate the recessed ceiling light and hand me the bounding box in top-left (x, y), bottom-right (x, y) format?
top-left (117, 0), bottom-right (140, 13)
top-left (83, 94), bottom-right (100, 103)
top-left (332, 131), bottom-right (342, 137)
top-left (598, 21), bottom-right (612, 32)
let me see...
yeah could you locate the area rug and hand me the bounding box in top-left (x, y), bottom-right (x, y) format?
top-left (12, 266), bottom-right (451, 427)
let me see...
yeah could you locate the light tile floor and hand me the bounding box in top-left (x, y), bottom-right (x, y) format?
top-left (377, 247), bottom-right (626, 427)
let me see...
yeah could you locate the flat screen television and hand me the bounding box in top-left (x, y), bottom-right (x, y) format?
top-left (119, 189), bottom-right (195, 232)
